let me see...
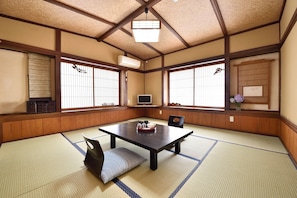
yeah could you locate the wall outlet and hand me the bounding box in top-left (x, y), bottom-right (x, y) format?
top-left (159, 110), bottom-right (162, 114)
top-left (229, 116), bottom-right (234, 122)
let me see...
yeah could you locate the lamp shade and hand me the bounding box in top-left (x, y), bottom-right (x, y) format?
top-left (132, 20), bottom-right (160, 42)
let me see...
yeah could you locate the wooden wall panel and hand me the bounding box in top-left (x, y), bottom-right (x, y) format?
top-left (1, 108), bottom-right (281, 144)
top-left (2, 121), bottom-right (22, 141)
top-left (269, 118), bottom-right (280, 136)
top-left (280, 121), bottom-right (296, 162)
top-left (111, 110), bottom-right (121, 123)
top-left (292, 131), bottom-right (297, 162)
top-left (258, 117), bottom-right (272, 135)
top-left (225, 115), bottom-right (241, 131)
top-left (192, 111), bottom-right (199, 125)
top-left (61, 115), bottom-right (77, 132)
top-left (100, 111), bottom-right (113, 124)
top-left (161, 109), bottom-right (170, 121)
top-left (184, 111), bottom-right (195, 124)
top-left (198, 112), bottom-right (212, 126)
top-left (43, 117), bottom-right (61, 135)
top-left (89, 112), bottom-right (101, 126)
top-left (240, 116), bottom-right (258, 133)
top-left (125, 108), bottom-right (136, 119)
top-left (22, 119), bottom-right (43, 138)
top-left (76, 114), bottom-right (91, 129)
top-left (212, 114), bottom-right (226, 128)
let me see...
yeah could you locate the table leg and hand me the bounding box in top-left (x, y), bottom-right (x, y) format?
top-left (110, 135), bottom-right (116, 148)
top-left (174, 141), bottom-right (181, 154)
top-left (150, 151), bottom-right (158, 170)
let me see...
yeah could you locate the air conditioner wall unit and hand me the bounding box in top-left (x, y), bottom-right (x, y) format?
top-left (118, 55), bottom-right (141, 69)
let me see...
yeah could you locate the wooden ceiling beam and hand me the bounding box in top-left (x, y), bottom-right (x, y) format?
top-left (96, 0), bottom-right (161, 42)
top-left (136, 0), bottom-right (189, 48)
top-left (44, 0), bottom-right (114, 26)
top-left (45, 0), bottom-right (162, 58)
top-left (149, 8), bottom-right (190, 48)
top-left (210, 0), bottom-right (228, 36)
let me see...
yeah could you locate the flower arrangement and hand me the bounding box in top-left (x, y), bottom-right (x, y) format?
top-left (230, 94), bottom-right (244, 110)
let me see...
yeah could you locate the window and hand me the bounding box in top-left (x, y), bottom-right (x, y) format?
top-left (61, 62), bottom-right (119, 109)
top-left (169, 61), bottom-right (225, 108)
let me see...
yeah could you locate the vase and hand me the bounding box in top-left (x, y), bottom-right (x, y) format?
top-left (235, 103), bottom-right (241, 111)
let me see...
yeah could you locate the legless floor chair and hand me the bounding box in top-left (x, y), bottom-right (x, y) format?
top-left (83, 135), bottom-right (146, 184)
top-left (167, 115), bottom-right (185, 149)
top-left (168, 115), bottom-right (185, 128)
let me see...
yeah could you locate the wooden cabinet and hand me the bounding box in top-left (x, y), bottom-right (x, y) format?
top-left (1, 107), bottom-right (144, 143)
top-left (43, 117), bottom-right (61, 135)
top-left (147, 107), bottom-right (280, 136)
top-left (22, 119), bottom-right (43, 138)
top-left (1, 108), bottom-right (280, 144)
top-left (2, 121), bottom-right (22, 142)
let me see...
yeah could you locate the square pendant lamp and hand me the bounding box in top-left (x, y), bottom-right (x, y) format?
top-left (132, 20), bottom-right (161, 42)
top-left (131, 8), bottom-right (161, 42)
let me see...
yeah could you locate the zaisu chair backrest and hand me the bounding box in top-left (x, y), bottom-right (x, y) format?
top-left (168, 115), bottom-right (185, 128)
top-left (83, 135), bottom-right (104, 178)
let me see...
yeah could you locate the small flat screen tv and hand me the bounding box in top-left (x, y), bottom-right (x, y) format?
top-left (137, 94), bottom-right (152, 105)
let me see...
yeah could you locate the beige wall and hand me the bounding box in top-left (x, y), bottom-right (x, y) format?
top-left (61, 32), bottom-right (123, 64)
top-left (0, 49), bottom-right (28, 114)
top-left (145, 57), bottom-right (162, 70)
top-left (164, 39), bottom-right (224, 67)
top-left (127, 71), bottom-right (144, 106)
top-left (145, 71), bottom-right (162, 106)
top-left (230, 24), bottom-right (279, 53)
top-left (280, 23), bottom-right (297, 125)
top-left (0, 17), bottom-right (55, 50)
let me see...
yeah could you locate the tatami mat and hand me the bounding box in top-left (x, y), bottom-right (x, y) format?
top-left (169, 135), bottom-right (216, 160)
top-left (175, 142), bottom-right (297, 198)
top-left (119, 151), bottom-right (198, 198)
top-left (17, 169), bottom-right (130, 198)
top-left (186, 124), bottom-right (288, 154)
top-left (1, 118), bottom-right (296, 198)
top-left (0, 134), bottom-right (84, 198)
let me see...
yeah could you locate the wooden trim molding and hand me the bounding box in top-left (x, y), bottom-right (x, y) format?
top-left (280, 8), bottom-right (297, 47)
top-left (281, 115), bottom-right (297, 133)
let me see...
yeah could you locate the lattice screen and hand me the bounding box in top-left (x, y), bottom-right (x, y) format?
top-left (28, 53), bottom-right (51, 98)
top-left (235, 59), bottom-right (274, 108)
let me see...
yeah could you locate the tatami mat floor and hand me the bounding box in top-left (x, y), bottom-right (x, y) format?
top-left (0, 118), bottom-right (296, 197)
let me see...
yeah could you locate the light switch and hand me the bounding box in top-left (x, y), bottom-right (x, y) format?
top-left (229, 116), bottom-right (234, 122)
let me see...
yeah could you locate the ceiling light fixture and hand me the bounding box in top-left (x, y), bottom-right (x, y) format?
top-left (132, 8), bottom-right (161, 43)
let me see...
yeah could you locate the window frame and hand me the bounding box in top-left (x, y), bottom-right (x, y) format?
top-left (60, 58), bottom-right (121, 111)
top-left (168, 59), bottom-right (225, 110)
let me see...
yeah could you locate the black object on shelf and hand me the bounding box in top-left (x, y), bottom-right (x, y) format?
top-left (27, 98), bottom-right (56, 113)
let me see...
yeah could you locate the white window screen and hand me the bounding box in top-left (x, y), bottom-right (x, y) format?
top-left (195, 64), bottom-right (225, 107)
top-left (61, 62), bottom-right (119, 109)
top-left (169, 69), bottom-right (193, 105)
top-left (169, 62), bottom-right (225, 108)
top-left (94, 69), bottom-right (119, 106)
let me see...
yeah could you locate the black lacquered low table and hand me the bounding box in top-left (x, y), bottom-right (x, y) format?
top-left (99, 121), bottom-right (193, 170)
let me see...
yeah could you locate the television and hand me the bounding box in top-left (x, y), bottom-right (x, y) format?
top-left (137, 94), bottom-right (152, 105)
